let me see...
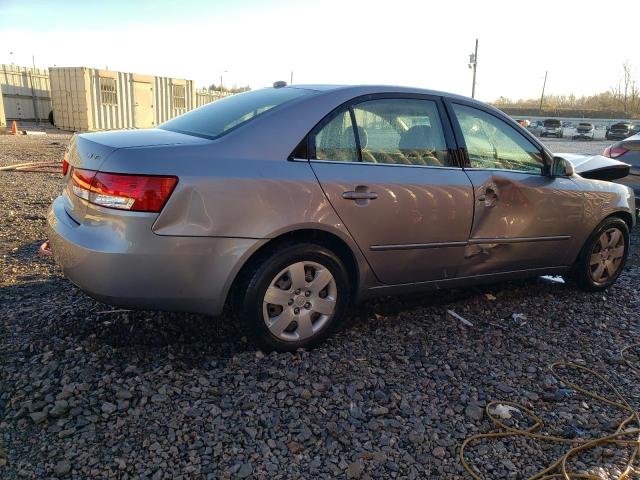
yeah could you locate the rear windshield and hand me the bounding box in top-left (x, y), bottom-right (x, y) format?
top-left (578, 123), bottom-right (593, 127)
top-left (611, 123), bottom-right (630, 129)
top-left (543, 120), bottom-right (561, 127)
top-left (160, 87), bottom-right (313, 139)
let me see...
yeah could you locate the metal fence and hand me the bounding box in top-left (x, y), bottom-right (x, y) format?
top-left (0, 64), bottom-right (52, 122)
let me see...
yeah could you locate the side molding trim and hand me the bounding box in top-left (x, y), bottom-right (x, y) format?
top-left (370, 235), bottom-right (571, 251)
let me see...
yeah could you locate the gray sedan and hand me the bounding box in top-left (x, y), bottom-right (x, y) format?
top-left (48, 84), bottom-right (636, 351)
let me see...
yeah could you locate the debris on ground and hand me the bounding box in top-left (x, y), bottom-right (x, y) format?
top-left (446, 309), bottom-right (473, 327)
top-left (490, 403), bottom-right (520, 419)
top-left (540, 275), bottom-right (566, 284)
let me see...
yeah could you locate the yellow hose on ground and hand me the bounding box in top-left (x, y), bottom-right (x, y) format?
top-left (460, 344), bottom-right (640, 479)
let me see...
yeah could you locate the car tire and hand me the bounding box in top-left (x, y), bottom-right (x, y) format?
top-left (569, 217), bottom-right (629, 292)
top-left (237, 243), bottom-right (351, 352)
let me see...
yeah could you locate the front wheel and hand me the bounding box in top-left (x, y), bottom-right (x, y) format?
top-left (570, 217), bottom-right (629, 291)
top-left (237, 243), bottom-right (351, 351)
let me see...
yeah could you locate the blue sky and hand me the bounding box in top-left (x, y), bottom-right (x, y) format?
top-left (1, 0), bottom-right (639, 101)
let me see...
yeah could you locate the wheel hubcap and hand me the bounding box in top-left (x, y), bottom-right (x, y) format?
top-left (589, 228), bottom-right (625, 284)
top-left (262, 261), bottom-right (337, 342)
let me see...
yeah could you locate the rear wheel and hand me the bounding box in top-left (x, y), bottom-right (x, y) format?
top-left (237, 243), bottom-right (351, 351)
top-left (570, 217), bottom-right (629, 291)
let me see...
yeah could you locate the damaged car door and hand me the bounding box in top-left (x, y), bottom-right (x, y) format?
top-left (449, 102), bottom-right (584, 276)
top-left (307, 96), bottom-right (474, 284)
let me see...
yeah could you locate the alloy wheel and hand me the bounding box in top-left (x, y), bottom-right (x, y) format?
top-left (262, 261), bottom-right (337, 342)
top-left (589, 228), bottom-right (625, 284)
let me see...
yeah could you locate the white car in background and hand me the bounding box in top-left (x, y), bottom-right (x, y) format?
top-left (573, 122), bottom-right (595, 140)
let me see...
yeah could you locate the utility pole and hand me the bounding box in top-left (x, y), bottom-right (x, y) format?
top-left (290, 71), bottom-right (293, 85)
top-left (539, 70), bottom-right (548, 114)
top-left (220, 70), bottom-right (227, 91)
top-left (30, 54), bottom-right (39, 123)
top-left (469, 39), bottom-right (478, 98)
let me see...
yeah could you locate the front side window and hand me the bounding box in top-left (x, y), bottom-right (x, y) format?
top-left (453, 104), bottom-right (545, 174)
top-left (353, 99), bottom-right (448, 166)
top-left (313, 109), bottom-right (358, 162)
top-left (100, 77), bottom-right (117, 106)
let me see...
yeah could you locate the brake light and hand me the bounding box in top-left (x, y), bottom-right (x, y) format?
top-left (62, 158), bottom-right (69, 176)
top-left (603, 146), bottom-right (628, 159)
top-left (70, 168), bottom-right (178, 212)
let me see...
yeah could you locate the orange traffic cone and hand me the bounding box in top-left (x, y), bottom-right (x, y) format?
top-left (9, 120), bottom-right (18, 135)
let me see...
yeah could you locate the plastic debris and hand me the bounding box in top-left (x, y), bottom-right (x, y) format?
top-left (491, 404), bottom-right (520, 419)
top-left (540, 275), bottom-right (565, 284)
top-left (447, 309), bottom-right (473, 327)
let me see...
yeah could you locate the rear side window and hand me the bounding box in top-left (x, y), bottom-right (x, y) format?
top-left (353, 99), bottom-right (448, 166)
top-left (160, 87), bottom-right (312, 139)
top-left (311, 97), bottom-right (449, 167)
top-left (314, 110), bottom-right (358, 162)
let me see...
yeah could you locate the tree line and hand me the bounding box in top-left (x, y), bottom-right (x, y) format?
top-left (207, 84), bottom-right (251, 94)
top-left (493, 62), bottom-right (640, 118)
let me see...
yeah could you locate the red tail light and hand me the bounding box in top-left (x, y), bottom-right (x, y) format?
top-left (70, 168), bottom-right (178, 212)
top-left (603, 145), bottom-right (628, 159)
top-left (62, 158), bottom-right (69, 176)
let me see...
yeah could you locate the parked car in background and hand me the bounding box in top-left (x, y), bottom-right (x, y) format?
top-left (562, 121), bottom-right (572, 128)
top-left (541, 119), bottom-right (563, 138)
top-left (632, 124), bottom-right (640, 135)
top-left (603, 133), bottom-right (640, 209)
top-left (606, 122), bottom-right (634, 140)
top-left (516, 119), bottom-right (529, 128)
top-left (527, 120), bottom-right (544, 136)
top-left (573, 122), bottom-right (595, 140)
top-left (47, 84), bottom-right (636, 351)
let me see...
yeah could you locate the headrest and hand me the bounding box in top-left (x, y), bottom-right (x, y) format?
top-left (356, 126), bottom-right (368, 149)
top-left (399, 125), bottom-right (433, 150)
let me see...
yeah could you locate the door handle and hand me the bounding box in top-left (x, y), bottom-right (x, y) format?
top-left (342, 191), bottom-right (378, 200)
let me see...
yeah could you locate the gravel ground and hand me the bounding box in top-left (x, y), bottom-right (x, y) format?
top-left (1, 133), bottom-right (639, 479)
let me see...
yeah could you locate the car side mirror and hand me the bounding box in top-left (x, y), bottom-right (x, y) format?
top-left (551, 156), bottom-right (575, 177)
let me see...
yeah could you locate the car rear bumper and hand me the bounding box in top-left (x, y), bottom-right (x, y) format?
top-left (47, 195), bottom-right (265, 315)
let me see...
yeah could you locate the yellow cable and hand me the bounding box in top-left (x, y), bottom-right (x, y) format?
top-left (460, 344), bottom-right (640, 479)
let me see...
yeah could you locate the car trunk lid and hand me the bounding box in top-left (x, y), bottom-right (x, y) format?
top-left (62, 129), bottom-right (208, 224)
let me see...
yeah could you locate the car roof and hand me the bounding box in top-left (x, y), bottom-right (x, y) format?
top-left (290, 84), bottom-right (478, 104)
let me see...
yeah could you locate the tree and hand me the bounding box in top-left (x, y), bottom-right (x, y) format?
top-left (493, 62), bottom-right (640, 117)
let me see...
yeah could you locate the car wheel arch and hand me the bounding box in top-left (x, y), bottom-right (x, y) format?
top-left (606, 211), bottom-right (634, 231)
top-left (223, 228), bottom-right (362, 314)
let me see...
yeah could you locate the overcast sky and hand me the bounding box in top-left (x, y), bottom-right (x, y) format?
top-left (1, 0), bottom-right (638, 102)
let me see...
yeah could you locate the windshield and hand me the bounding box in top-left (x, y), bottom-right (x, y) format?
top-left (160, 87), bottom-right (313, 139)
